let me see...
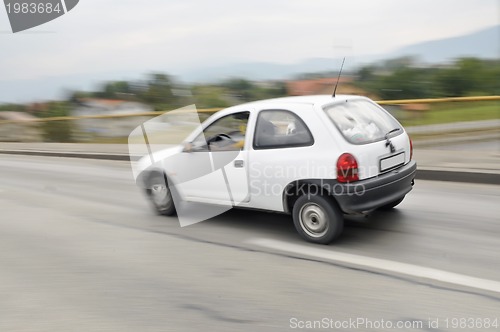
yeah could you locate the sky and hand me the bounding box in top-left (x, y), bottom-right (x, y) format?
top-left (0, 0), bottom-right (499, 103)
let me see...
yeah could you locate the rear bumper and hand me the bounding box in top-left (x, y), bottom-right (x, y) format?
top-left (331, 160), bottom-right (417, 213)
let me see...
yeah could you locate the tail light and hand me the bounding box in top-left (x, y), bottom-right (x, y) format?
top-left (409, 137), bottom-right (413, 160)
top-left (337, 153), bottom-right (359, 183)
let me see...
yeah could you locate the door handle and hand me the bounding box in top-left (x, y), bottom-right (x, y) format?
top-left (234, 160), bottom-right (244, 168)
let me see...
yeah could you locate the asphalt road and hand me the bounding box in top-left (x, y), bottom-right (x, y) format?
top-left (1, 155), bottom-right (499, 332)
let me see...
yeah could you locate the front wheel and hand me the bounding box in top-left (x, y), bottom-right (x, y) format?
top-left (146, 173), bottom-right (176, 216)
top-left (292, 194), bottom-right (344, 244)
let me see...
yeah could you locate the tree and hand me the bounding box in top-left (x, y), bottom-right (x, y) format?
top-left (222, 78), bottom-right (255, 102)
top-left (220, 78), bottom-right (287, 102)
top-left (137, 73), bottom-right (179, 111)
top-left (354, 57), bottom-right (497, 99)
top-left (192, 85), bottom-right (230, 108)
top-left (39, 102), bottom-right (73, 142)
top-left (435, 57), bottom-right (489, 97)
top-left (357, 66), bottom-right (375, 82)
top-left (0, 103), bottom-right (26, 112)
top-left (377, 67), bottom-right (434, 99)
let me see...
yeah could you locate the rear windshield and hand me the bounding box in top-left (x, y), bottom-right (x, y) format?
top-left (323, 99), bottom-right (402, 144)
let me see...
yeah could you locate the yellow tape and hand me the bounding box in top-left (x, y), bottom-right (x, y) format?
top-left (375, 95), bottom-right (500, 104)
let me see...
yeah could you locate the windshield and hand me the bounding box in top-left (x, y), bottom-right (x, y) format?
top-left (323, 99), bottom-right (402, 144)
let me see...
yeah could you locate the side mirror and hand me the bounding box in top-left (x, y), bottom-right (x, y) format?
top-left (182, 142), bottom-right (193, 153)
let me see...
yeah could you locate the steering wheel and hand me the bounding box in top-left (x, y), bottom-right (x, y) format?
top-left (207, 133), bottom-right (236, 150)
top-left (208, 133), bottom-right (232, 143)
top-left (216, 133), bottom-right (232, 141)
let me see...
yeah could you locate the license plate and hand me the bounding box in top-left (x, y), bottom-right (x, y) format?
top-left (380, 152), bottom-right (405, 172)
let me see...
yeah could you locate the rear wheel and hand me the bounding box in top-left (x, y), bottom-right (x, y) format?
top-left (378, 196), bottom-right (405, 210)
top-left (146, 173), bottom-right (176, 216)
top-left (292, 194), bottom-right (344, 244)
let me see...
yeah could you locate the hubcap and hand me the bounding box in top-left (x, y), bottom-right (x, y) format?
top-left (299, 203), bottom-right (328, 238)
top-left (151, 182), bottom-right (171, 208)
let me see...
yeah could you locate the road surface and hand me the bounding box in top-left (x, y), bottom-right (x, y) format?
top-left (1, 155), bottom-right (499, 331)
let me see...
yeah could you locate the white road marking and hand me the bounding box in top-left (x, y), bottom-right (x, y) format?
top-left (248, 238), bottom-right (500, 294)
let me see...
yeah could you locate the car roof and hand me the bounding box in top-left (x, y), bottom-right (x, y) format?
top-left (217, 94), bottom-right (367, 116)
top-left (249, 94), bottom-right (362, 106)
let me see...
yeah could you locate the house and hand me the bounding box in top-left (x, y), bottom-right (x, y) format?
top-left (0, 112), bottom-right (42, 142)
top-left (26, 102), bottom-right (50, 115)
top-left (286, 77), bottom-right (378, 99)
top-left (72, 99), bottom-right (153, 139)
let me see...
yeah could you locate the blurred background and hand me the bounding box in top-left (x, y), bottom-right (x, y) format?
top-left (0, 55), bottom-right (499, 143)
top-left (0, 0), bottom-right (498, 144)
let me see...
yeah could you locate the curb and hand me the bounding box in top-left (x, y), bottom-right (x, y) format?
top-left (415, 169), bottom-right (499, 185)
top-left (1, 149), bottom-right (499, 185)
top-left (0, 149), bottom-right (134, 161)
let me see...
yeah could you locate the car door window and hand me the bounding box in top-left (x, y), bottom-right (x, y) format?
top-left (191, 112), bottom-right (250, 152)
top-left (253, 110), bottom-right (314, 149)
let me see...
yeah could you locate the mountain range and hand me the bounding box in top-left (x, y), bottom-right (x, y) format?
top-left (180, 24), bottom-right (499, 82)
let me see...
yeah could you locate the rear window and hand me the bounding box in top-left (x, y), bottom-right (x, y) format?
top-left (323, 99), bottom-right (402, 144)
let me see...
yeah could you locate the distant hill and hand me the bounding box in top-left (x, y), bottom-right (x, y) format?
top-left (389, 24), bottom-right (499, 63)
top-left (182, 24), bottom-right (499, 82)
top-left (180, 58), bottom-right (341, 83)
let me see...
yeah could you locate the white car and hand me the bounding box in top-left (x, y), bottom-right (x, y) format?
top-left (135, 95), bottom-right (416, 244)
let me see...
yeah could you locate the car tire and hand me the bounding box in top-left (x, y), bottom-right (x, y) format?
top-left (146, 173), bottom-right (176, 216)
top-left (378, 196), bottom-right (405, 210)
top-left (292, 194), bottom-right (344, 244)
